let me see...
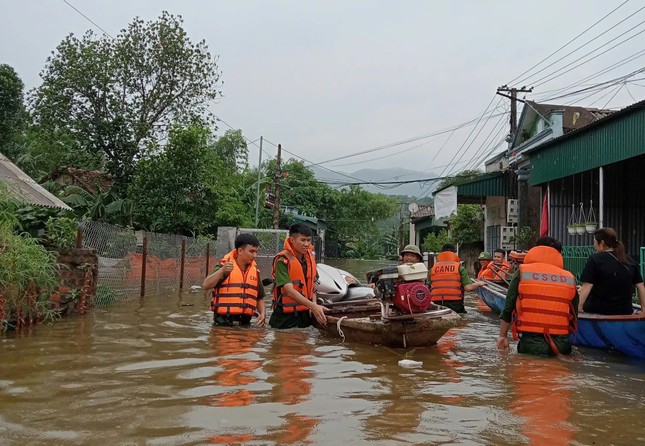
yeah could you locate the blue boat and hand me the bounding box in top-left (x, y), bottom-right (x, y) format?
top-left (476, 283), bottom-right (645, 359)
top-left (571, 305), bottom-right (645, 359)
top-left (475, 283), bottom-right (507, 313)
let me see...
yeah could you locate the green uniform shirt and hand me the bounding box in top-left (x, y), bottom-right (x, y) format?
top-left (500, 271), bottom-right (579, 357)
top-left (269, 255), bottom-right (317, 329)
top-left (430, 265), bottom-right (471, 314)
top-left (210, 263), bottom-right (265, 326)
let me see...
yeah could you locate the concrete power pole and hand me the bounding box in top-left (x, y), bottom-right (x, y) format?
top-left (497, 85), bottom-right (534, 232)
top-left (496, 85), bottom-right (533, 141)
top-left (272, 143), bottom-right (282, 229)
top-left (254, 136), bottom-right (263, 227)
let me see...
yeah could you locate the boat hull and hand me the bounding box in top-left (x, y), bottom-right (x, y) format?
top-left (315, 303), bottom-right (462, 348)
top-left (572, 307), bottom-right (645, 359)
top-left (475, 285), bottom-right (506, 313)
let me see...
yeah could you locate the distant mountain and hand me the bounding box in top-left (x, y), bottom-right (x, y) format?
top-left (310, 166), bottom-right (439, 197)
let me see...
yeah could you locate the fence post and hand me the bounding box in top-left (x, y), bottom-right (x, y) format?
top-left (205, 242), bottom-right (210, 278)
top-left (179, 238), bottom-right (186, 289)
top-left (140, 236), bottom-right (148, 298)
top-left (76, 228), bottom-right (84, 249)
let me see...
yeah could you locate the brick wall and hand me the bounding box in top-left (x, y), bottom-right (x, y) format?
top-left (51, 248), bottom-right (98, 314)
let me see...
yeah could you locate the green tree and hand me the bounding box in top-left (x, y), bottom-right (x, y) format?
top-left (0, 64), bottom-right (26, 161)
top-left (30, 12), bottom-right (222, 192)
top-left (422, 229), bottom-right (451, 253)
top-left (450, 204), bottom-right (483, 244)
top-left (129, 124), bottom-right (216, 233)
top-left (214, 129), bottom-right (249, 172)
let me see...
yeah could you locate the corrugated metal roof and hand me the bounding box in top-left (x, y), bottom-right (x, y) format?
top-left (0, 152), bottom-right (71, 210)
top-left (435, 172), bottom-right (508, 198)
top-left (529, 101), bottom-right (645, 185)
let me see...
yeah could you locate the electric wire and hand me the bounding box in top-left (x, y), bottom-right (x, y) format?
top-left (506, 0), bottom-right (631, 85)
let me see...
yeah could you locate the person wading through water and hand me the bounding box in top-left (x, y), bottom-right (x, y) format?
top-left (497, 237), bottom-right (579, 356)
top-left (204, 233), bottom-right (266, 327)
top-left (269, 223), bottom-right (328, 329)
top-left (430, 243), bottom-right (484, 314)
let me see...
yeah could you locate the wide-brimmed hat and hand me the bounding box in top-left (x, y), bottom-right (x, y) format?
top-left (478, 251), bottom-right (493, 260)
top-left (400, 244), bottom-right (422, 259)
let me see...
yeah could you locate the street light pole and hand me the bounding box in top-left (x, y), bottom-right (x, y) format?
top-left (254, 136), bottom-right (263, 227)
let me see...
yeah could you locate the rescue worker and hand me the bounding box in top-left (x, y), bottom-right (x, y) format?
top-left (497, 237), bottom-right (579, 356)
top-left (400, 244), bottom-right (423, 264)
top-left (269, 223), bottom-right (328, 329)
top-left (430, 243), bottom-right (484, 313)
top-left (476, 252), bottom-right (494, 279)
top-left (492, 248), bottom-right (511, 281)
top-left (203, 233), bottom-right (266, 327)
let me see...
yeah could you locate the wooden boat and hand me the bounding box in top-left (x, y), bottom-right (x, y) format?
top-left (572, 305), bottom-right (645, 359)
top-left (314, 299), bottom-right (462, 348)
top-left (475, 281), bottom-right (507, 313)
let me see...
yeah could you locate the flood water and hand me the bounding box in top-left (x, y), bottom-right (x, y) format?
top-left (1, 259), bottom-right (644, 445)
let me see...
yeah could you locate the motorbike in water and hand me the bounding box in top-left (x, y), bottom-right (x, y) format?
top-left (314, 263), bottom-right (461, 348)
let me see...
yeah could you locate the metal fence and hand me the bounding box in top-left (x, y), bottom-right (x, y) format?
top-left (562, 245), bottom-right (595, 281)
top-left (236, 228), bottom-right (288, 282)
top-left (79, 221), bottom-right (213, 306)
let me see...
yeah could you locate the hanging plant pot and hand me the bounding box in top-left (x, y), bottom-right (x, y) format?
top-left (575, 225), bottom-right (586, 235)
top-left (567, 225), bottom-right (577, 235)
top-left (585, 222), bottom-right (597, 233)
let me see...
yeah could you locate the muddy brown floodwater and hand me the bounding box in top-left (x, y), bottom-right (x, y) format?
top-left (1, 259), bottom-right (643, 445)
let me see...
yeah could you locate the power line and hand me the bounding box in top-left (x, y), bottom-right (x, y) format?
top-left (507, 0), bottom-right (631, 85)
top-left (303, 108), bottom-right (507, 168)
top-left (60, 0), bottom-right (114, 38)
top-left (531, 17), bottom-right (645, 88)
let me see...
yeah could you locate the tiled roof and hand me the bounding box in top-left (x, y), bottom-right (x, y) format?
top-left (411, 205), bottom-right (434, 219)
top-left (0, 152), bottom-right (71, 210)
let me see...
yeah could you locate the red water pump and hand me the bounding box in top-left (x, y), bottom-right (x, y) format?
top-left (393, 281), bottom-right (432, 313)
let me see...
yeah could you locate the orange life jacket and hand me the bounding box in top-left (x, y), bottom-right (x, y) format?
top-left (513, 246), bottom-right (576, 348)
top-left (431, 251), bottom-right (463, 303)
top-left (210, 249), bottom-right (260, 316)
top-left (479, 260), bottom-right (510, 281)
top-left (272, 238), bottom-right (317, 313)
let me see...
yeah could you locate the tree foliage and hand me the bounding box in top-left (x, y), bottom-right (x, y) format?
top-left (30, 12), bottom-right (222, 192)
top-left (0, 64), bottom-right (26, 161)
top-left (128, 123), bottom-right (218, 234)
top-left (450, 204), bottom-right (483, 244)
top-left (422, 229), bottom-right (451, 253)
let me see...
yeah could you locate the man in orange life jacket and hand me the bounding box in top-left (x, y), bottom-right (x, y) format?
top-left (269, 223), bottom-right (328, 329)
top-left (430, 244), bottom-right (484, 314)
top-left (497, 237), bottom-right (579, 356)
top-left (203, 233), bottom-right (266, 327)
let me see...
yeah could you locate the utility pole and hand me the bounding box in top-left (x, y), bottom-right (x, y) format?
top-left (254, 136), bottom-right (263, 227)
top-left (496, 85), bottom-right (533, 141)
top-left (272, 143), bottom-right (282, 229)
top-left (497, 85), bottom-right (533, 232)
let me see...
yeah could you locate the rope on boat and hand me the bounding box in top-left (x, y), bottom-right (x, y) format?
top-left (337, 316), bottom-right (348, 343)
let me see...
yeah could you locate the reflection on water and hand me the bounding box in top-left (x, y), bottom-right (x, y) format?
top-left (0, 259), bottom-right (643, 445)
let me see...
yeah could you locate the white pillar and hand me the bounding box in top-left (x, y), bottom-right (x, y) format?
top-left (599, 167), bottom-right (604, 227)
top-left (409, 222), bottom-right (416, 246)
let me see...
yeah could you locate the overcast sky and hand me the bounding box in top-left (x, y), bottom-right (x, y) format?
top-left (2, 0), bottom-right (644, 191)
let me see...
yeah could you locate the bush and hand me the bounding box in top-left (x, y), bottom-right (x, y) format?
top-left (45, 216), bottom-right (77, 249)
top-left (0, 185), bottom-right (60, 329)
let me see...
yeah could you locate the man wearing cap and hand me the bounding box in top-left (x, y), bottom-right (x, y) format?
top-left (430, 243), bottom-right (484, 314)
top-left (476, 252), bottom-right (494, 279)
top-left (400, 244), bottom-right (423, 264)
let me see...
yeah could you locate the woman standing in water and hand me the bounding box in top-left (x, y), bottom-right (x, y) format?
top-left (578, 227), bottom-right (645, 315)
